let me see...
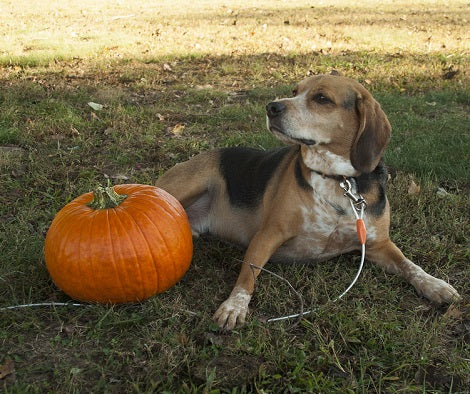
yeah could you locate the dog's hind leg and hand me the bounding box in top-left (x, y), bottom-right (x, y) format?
top-left (366, 239), bottom-right (460, 304)
top-left (156, 151), bottom-right (218, 235)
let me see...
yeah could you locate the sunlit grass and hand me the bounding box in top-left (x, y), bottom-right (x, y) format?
top-left (1, 0), bottom-right (469, 65)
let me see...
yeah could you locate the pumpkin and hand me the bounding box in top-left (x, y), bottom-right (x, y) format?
top-left (44, 184), bottom-right (193, 304)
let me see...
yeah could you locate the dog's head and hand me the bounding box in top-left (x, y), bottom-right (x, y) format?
top-left (266, 74), bottom-right (391, 175)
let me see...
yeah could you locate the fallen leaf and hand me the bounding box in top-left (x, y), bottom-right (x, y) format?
top-left (62, 325), bottom-right (76, 336)
top-left (436, 187), bottom-right (450, 197)
top-left (383, 376), bottom-right (400, 381)
top-left (110, 174), bottom-right (130, 181)
top-left (431, 235), bottom-right (442, 244)
top-left (195, 84), bottom-right (213, 90)
top-left (408, 180), bottom-right (421, 195)
top-left (169, 123), bottom-right (186, 136)
top-left (177, 332), bottom-right (189, 345)
top-left (110, 14), bottom-right (135, 21)
top-left (443, 69), bottom-right (459, 80)
top-left (87, 102), bottom-right (104, 111)
top-left (70, 367), bottom-right (82, 375)
top-left (204, 332), bottom-right (224, 346)
top-left (444, 304), bottom-right (463, 319)
top-left (0, 359), bottom-right (15, 380)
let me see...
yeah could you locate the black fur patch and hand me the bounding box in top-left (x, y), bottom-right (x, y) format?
top-left (219, 146), bottom-right (291, 208)
top-left (355, 161), bottom-right (388, 217)
top-left (343, 90), bottom-right (356, 110)
top-left (295, 154), bottom-right (313, 191)
top-left (328, 201), bottom-right (346, 216)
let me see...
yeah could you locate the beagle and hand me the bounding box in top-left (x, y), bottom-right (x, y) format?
top-left (156, 74), bottom-right (460, 330)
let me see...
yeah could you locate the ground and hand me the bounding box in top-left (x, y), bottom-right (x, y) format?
top-left (0, 0), bottom-right (469, 392)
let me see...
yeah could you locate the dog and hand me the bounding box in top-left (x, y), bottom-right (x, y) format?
top-left (156, 74), bottom-right (460, 330)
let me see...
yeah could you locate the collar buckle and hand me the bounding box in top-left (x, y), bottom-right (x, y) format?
top-left (339, 178), bottom-right (367, 212)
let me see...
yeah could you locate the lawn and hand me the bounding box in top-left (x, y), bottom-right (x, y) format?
top-left (1, 0), bottom-right (469, 392)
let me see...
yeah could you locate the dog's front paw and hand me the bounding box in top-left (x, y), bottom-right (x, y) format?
top-left (413, 271), bottom-right (460, 304)
top-left (213, 287), bottom-right (251, 330)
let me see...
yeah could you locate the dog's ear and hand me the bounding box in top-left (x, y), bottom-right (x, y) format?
top-left (350, 90), bottom-right (391, 173)
top-left (330, 70), bottom-right (340, 76)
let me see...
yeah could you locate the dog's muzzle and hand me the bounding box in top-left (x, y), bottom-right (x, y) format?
top-left (266, 101), bottom-right (316, 146)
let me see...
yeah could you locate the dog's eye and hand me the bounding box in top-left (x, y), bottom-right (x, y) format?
top-left (313, 93), bottom-right (333, 105)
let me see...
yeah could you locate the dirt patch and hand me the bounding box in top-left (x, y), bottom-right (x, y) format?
top-left (193, 352), bottom-right (263, 388)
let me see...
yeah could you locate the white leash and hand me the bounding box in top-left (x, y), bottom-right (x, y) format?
top-left (0, 302), bottom-right (85, 311)
top-left (267, 178), bottom-right (367, 323)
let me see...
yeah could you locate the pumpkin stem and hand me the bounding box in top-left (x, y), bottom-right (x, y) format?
top-left (88, 185), bottom-right (127, 210)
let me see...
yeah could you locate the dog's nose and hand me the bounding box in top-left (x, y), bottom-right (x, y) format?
top-left (266, 101), bottom-right (286, 118)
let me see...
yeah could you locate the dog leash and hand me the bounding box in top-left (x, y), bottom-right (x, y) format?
top-left (266, 177), bottom-right (367, 323)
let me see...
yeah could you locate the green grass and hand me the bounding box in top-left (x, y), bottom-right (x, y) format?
top-left (1, 0), bottom-right (469, 392)
top-left (381, 90), bottom-right (470, 181)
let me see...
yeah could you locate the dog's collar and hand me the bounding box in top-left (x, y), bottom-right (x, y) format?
top-left (311, 169), bottom-right (348, 182)
top-left (311, 169), bottom-right (367, 211)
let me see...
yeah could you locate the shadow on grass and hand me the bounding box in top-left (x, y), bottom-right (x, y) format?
top-left (0, 50), bottom-right (469, 393)
top-left (1, 51), bottom-right (468, 182)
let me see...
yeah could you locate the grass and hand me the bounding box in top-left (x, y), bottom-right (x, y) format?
top-left (1, 0), bottom-right (469, 392)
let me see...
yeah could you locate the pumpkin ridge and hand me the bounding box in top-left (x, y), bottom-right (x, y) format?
top-left (106, 209), bottom-right (129, 301)
top-left (88, 210), bottom-right (108, 301)
top-left (116, 206), bottom-right (160, 297)
top-left (46, 205), bottom-right (87, 294)
top-left (110, 207), bottom-right (146, 301)
top-left (125, 200), bottom-right (181, 287)
top-left (60, 193), bottom-right (95, 214)
top-left (77, 209), bottom-right (98, 301)
top-left (74, 211), bottom-right (86, 298)
top-left (51, 202), bottom-right (88, 229)
top-left (62, 207), bottom-right (95, 299)
top-left (124, 206), bottom-right (176, 290)
top-left (149, 195), bottom-right (193, 275)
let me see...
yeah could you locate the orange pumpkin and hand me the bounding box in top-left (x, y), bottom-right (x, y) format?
top-left (44, 184), bottom-right (193, 303)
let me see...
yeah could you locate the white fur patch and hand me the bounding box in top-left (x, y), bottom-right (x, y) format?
top-left (274, 172), bottom-right (379, 261)
top-left (213, 286), bottom-right (251, 330)
top-left (405, 260), bottom-right (460, 303)
top-left (302, 147), bottom-right (357, 177)
top-left (186, 193), bottom-right (211, 235)
top-left (280, 174), bottom-right (357, 258)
